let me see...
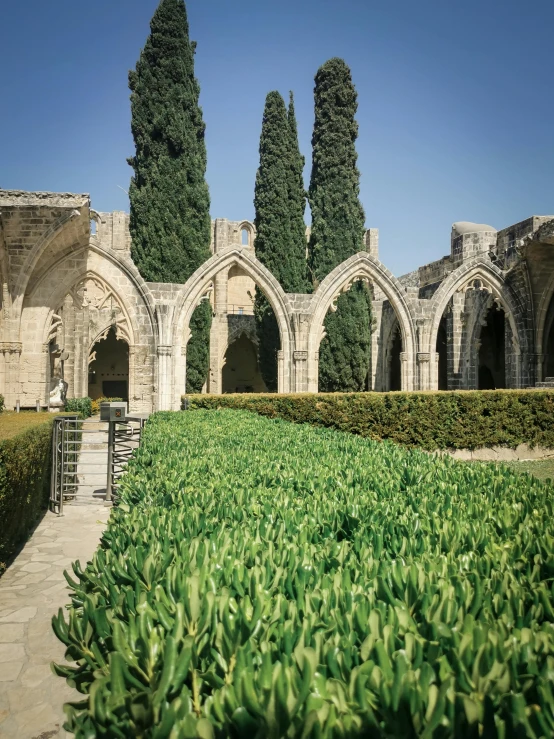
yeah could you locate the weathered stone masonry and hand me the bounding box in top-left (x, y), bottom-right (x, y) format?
top-left (1, 189), bottom-right (553, 411)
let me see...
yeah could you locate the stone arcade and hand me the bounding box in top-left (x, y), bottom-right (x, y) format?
top-left (1, 188), bottom-right (553, 412)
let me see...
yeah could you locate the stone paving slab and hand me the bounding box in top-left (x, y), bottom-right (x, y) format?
top-left (0, 504), bottom-right (110, 738)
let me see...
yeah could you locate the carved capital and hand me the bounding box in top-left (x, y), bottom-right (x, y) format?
top-left (293, 350), bottom-right (308, 362)
top-left (417, 352), bottom-right (431, 363)
top-left (157, 345), bottom-right (173, 357)
top-left (277, 350), bottom-right (284, 360)
top-left (0, 342), bottom-right (22, 355)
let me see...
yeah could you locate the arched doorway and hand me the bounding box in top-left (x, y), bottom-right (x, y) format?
top-left (88, 328), bottom-right (129, 400)
top-left (478, 305), bottom-right (506, 389)
top-left (222, 334), bottom-right (266, 393)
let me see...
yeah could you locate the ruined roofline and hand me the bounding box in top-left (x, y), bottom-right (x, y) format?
top-left (0, 189), bottom-right (89, 209)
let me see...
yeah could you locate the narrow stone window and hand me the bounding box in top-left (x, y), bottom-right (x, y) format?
top-left (90, 219), bottom-right (97, 236)
top-left (241, 228), bottom-right (249, 246)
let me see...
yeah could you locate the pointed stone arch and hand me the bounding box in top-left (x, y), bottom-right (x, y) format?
top-left (19, 247), bottom-right (156, 410)
top-left (12, 208), bottom-right (85, 319)
top-left (426, 257), bottom-right (529, 388)
top-left (171, 247), bottom-right (293, 406)
top-left (427, 258), bottom-right (525, 354)
top-left (307, 252), bottom-right (417, 391)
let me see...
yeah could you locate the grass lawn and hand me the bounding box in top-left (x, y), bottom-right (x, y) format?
top-left (501, 458), bottom-right (554, 483)
top-left (0, 411), bottom-right (56, 441)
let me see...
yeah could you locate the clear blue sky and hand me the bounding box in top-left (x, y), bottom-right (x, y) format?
top-left (1, 0), bottom-right (552, 276)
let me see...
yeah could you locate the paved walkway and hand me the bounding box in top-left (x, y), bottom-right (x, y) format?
top-left (0, 504), bottom-right (110, 738)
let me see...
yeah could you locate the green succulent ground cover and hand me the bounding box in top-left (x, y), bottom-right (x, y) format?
top-left (53, 411), bottom-right (554, 738)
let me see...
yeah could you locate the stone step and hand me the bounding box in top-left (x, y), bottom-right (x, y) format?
top-left (535, 381), bottom-right (554, 388)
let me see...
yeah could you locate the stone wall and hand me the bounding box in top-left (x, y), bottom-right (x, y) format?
top-left (1, 189), bottom-right (554, 411)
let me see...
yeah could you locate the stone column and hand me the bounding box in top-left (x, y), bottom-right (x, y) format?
top-left (417, 352), bottom-right (431, 391)
top-left (293, 350), bottom-right (308, 392)
top-left (1, 342), bottom-right (22, 409)
top-left (400, 351), bottom-right (408, 391)
top-left (62, 295), bottom-right (75, 398)
top-left (179, 346), bottom-right (187, 404)
top-left (41, 343), bottom-right (51, 405)
top-left (533, 353), bottom-right (545, 384)
top-left (128, 345), bottom-right (136, 411)
top-left (207, 271), bottom-right (228, 394)
top-left (157, 345), bottom-right (173, 411)
top-left (447, 293), bottom-right (465, 389)
top-left (370, 301), bottom-right (383, 391)
top-left (277, 350), bottom-right (284, 393)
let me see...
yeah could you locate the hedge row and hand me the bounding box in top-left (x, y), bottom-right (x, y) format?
top-left (185, 390), bottom-right (554, 450)
top-left (0, 414), bottom-right (55, 573)
top-left (54, 410), bottom-right (554, 736)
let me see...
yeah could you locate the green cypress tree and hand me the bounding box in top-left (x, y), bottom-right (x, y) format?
top-left (286, 92), bottom-right (311, 293)
top-left (128, 0), bottom-right (211, 392)
top-left (253, 91), bottom-right (309, 390)
top-left (308, 58), bottom-right (372, 391)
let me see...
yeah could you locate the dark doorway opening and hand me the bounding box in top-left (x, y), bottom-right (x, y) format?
top-left (478, 306), bottom-right (505, 389)
top-left (222, 335), bottom-right (266, 393)
top-left (88, 327), bottom-right (129, 401)
top-left (389, 327), bottom-right (402, 391)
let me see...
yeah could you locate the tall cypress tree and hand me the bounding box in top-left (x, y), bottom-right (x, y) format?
top-left (308, 58), bottom-right (372, 392)
top-left (128, 0), bottom-right (211, 392)
top-left (286, 92), bottom-right (311, 293)
top-left (253, 91), bottom-right (309, 390)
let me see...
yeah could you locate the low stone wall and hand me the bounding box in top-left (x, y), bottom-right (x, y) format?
top-left (438, 444), bottom-right (554, 461)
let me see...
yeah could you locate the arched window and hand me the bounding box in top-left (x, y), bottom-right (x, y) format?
top-left (241, 228), bottom-right (249, 246)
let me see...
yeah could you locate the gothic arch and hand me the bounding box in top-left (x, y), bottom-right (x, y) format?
top-left (12, 208), bottom-right (84, 318)
top-left (307, 252), bottom-right (417, 391)
top-left (427, 257), bottom-right (526, 358)
top-left (21, 243), bottom-right (156, 344)
top-left (31, 268), bottom-right (137, 353)
top-left (172, 247), bottom-right (293, 401)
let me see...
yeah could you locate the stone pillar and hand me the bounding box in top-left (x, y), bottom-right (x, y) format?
top-left (41, 343), bottom-right (51, 405)
top-left (1, 342), bottom-right (22, 409)
top-left (179, 346), bottom-right (187, 404)
top-left (157, 345), bottom-right (173, 411)
top-left (62, 295), bottom-right (75, 398)
top-left (128, 345), bottom-right (136, 411)
top-left (370, 300), bottom-right (383, 391)
top-left (447, 293), bottom-right (465, 389)
top-left (277, 350), bottom-right (284, 393)
top-left (293, 350), bottom-right (308, 392)
top-left (534, 353), bottom-right (545, 384)
top-left (207, 270), bottom-right (228, 394)
top-left (433, 351), bottom-right (440, 391)
top-left (400, 351), bottom-right (408, 391)
top-left (417, 352), bottom-right (431, 391)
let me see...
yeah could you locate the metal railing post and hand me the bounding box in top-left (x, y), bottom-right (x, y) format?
top-left (59, 419), bottom-right (65, 516)
top-left (105, 419), bottom-right (115, 504)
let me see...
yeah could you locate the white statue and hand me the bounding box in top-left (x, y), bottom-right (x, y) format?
top-left (49, 377), bottom-right (68, 407)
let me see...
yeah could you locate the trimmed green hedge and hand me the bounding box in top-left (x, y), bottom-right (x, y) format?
top-left (0, 416), bottom-right (55, 572)
top-left (65, 397), bottom-right (93, 418)
top-left (185, 390), bottom-right (554, 450)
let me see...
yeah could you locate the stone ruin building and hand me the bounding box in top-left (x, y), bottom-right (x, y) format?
top-left (0, 188), bottom-right (553, 412)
